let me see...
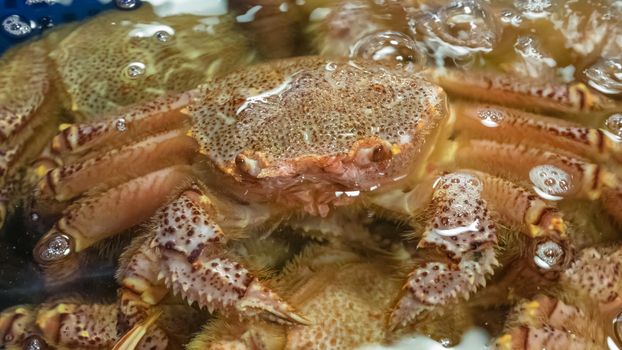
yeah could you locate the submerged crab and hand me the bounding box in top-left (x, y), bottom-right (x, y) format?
top-left (497, 244), bottom-right (622, 350)
top-left (0, 4), bottom-right (255, 228)
top-left (0, 50), bottom-right (617, 349)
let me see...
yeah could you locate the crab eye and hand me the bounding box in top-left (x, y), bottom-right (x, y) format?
top-left (354, 142), bottom-right (392, 166)
top-left (613, 311), bottom-right (622, 347)
top-left (235, 153), bottom-right (263, 178)
top-left (533, 240), bottom-right (564, 270)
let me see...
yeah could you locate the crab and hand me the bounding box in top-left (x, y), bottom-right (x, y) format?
top-left (0, 2), bottom-right (621, 349)
top-left (0, 3), bottom-right (256, 229)
top-left (0, 50), bottom-right (614, 347)
top-left (496, 244), bottom-right (622, 350)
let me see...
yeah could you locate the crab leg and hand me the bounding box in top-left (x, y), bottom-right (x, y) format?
top-left (390, 172), bottom-right (498, 328)
top-left (496, 296), bottom-right (600, 350)
top-left (0, 302), bottom-right (168, 350)
top-left (455, 139), bottom-right (622, 223)
top-left (430, 68), bottom-right (618, 113)
top-left (39, 129), bottom-right (198, 202)
top-left (47, 93), bottom-right (192, 160)
top-left (453, 102), bottom-right (622, 165)
top-left (34, 165), bottom-right (194, 281)
top-left (117, 188), bottom-right (307, 328)
top-left (389, 168), bottom-right (572, 327)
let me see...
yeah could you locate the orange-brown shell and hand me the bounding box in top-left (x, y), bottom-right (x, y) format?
top-left (188, 56), bottom-right (447, 191)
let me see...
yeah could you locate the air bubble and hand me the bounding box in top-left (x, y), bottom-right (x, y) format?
top-left (584, 58), bottom-right (622, 95)
top-left (39, 234), bottom-right (72, 262)
top-left (154, 30), bottom-right (171, 42)
top-left (605, 113), bottom-right (622, 137)
top-left (529, 164), bottom-right (572, 200)
top-left (31, 212), bottom-right (39, 222)
top-left (351, 31), bottom-right (426, 69)
top-left (533, 240), bottom-right (563, 270)
top-left (410, 0), bottom-right (501, 62)
top-left (514, 0), bottom-right (553, 19)
top-left (124, 62), bottom-right (145, 79)
top-left (115, 118), bottom-right (127, 132)
top-left (25, 0), bottom-right (54, 5)
top-left (115, 0), bottom-right (139, 10)
top-left (2, 15), bottom-right (32, 38)
top-left (477, 108), bottom-right (504, 127)
top-left (499, 9), bottom-right (523, 27)
top-left (24, 335), bottom-right (47, 350)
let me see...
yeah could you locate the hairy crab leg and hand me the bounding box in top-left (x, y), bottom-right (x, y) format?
top-left (455, 140), bottom-right (622, 223)
top-left (429, 68), bottom-right (618, 114)
top-left (390, 172), bottom-right (498, 328)
top-left (116, 188), bottom-right (308, 328)
top-left (38, 129), bottom-right (198, 202)
top-left (452, 102), bottom-right (622, 165)
top-left (496, 296), bottom-right (600, 350)
top-left (389, 168), bottom-right (572, 328)
top-left (34, 165), bottom-right (194, 281)
top-left (0, 42), bottom-right (61, 227)
top-left (44, 93), bottom-right (192, 163)
top-left (497, 246), bottom-right (622, 349)
top-left (0, 302), bottom-right (168, 350)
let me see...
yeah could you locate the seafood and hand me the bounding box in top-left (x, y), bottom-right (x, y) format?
top-left (497, 244), bottom-right (622, 349)
top-left (0, 4), bottom-right (255, 227)
top-left (0, 1), bottom-right (621, 349)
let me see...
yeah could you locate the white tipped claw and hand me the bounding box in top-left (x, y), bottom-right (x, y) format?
top-left (112, 312), bottom-right (161, 350)
top-left (236, 279), bottom-right (310, 326)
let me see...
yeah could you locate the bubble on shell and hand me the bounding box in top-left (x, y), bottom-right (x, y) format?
top-left (2, 15), bottom-right (33, 37)
top-left (154, 30), bottom-right (171, 42)
top-left (39, 234), bottom-right (72, 262)
top-left (606, 113), bottom-right (622, 138)
top-left (584, 57), bottom-right (622, 95)
top-left (534, 240), bottom-right (564, 270)
top-left (477, 107), bottom-right (504, 127)
top-left (529, 164), bottom-right (572, 201)
top-left (115, 118), bottom-right (127, 132)
top-left (124, 61), bottom-right (146, 79)
top-left (351, 31), bottom-right (426, 69)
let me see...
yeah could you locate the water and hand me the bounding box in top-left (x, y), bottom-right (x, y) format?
top-left (0, 0), bottom-right (621, 349)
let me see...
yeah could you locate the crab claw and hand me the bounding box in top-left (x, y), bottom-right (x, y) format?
top-left (236, 278), bottom-right (310, 325)
top-left (120, 188), bottom-right (308, 326)
top-left (389, 172), bottom-right (498, 329)
top-left (112, 312), bottom-right (162, 350)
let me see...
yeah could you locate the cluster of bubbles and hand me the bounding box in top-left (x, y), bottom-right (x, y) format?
top-left (408, 0), bottom-right (501, 65)
top-left (513, 0), bottom-right (553, 19)
top-left (477, 107), bottom-right (504, 128)
top-left (528, 164), bottom-right (572, 201)
top-left (1, 0), bottom-right (139, 42)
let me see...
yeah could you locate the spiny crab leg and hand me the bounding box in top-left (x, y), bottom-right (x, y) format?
top-left (390, 172), bottom-right (498, 328)
top-left (389, 170), bottom-right (569, 328)
top-left (34, 165), bottom-right (194, 281)
top-left (118, 188), bottom-right (308, 327)
top-left (0, 302), bottom-right (168, 350)
top-left (452, 102), bottom-right (622, 165)
top-left (497, 246), bottom-right (622, 350)
top-left (455, 139), bottom-right (622, 223)
top-left (429, 68), bottom-right (619, 114)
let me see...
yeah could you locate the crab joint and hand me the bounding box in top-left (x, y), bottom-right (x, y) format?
top-left (533, 240), bottom-right (564, 271)
top-left (235, 153), bottom-right (263, 177)
top-left (34, 230), bottom-right (74, 264)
